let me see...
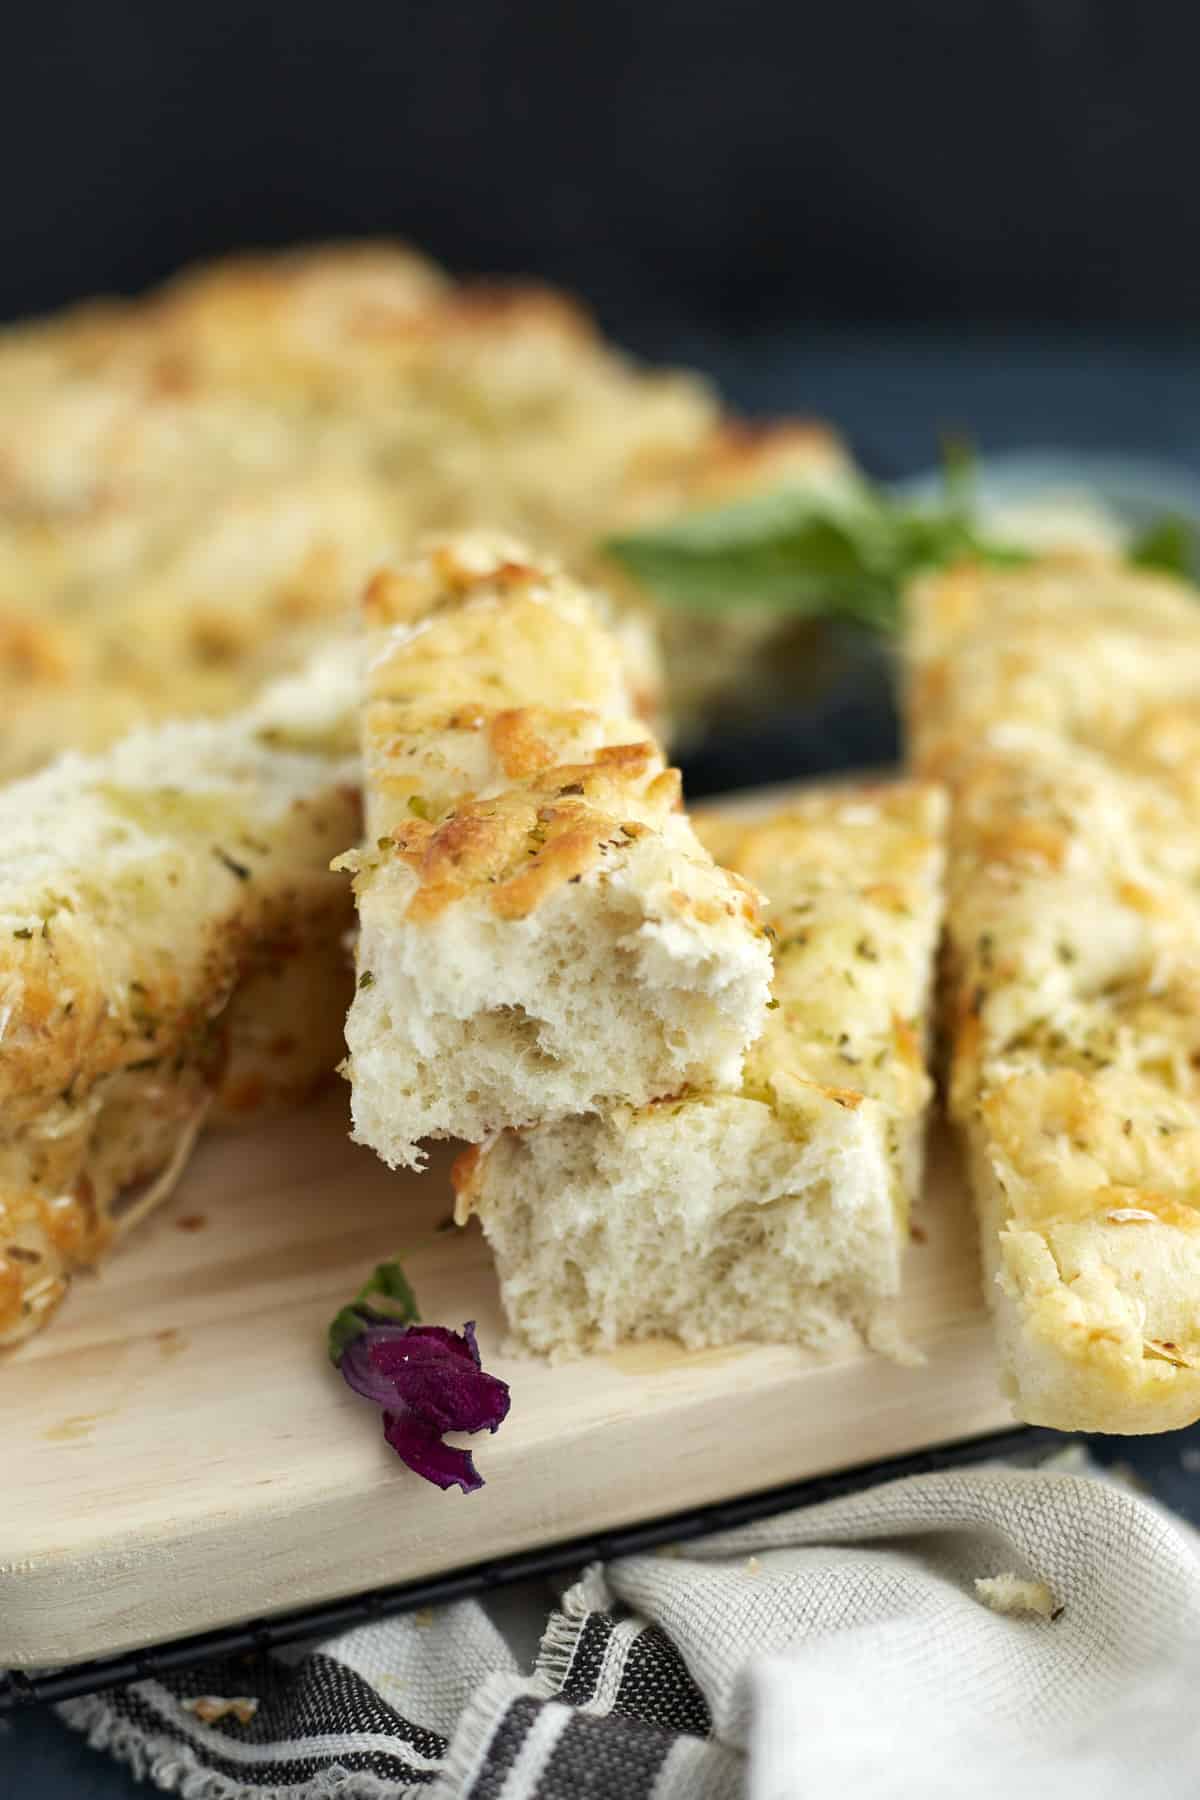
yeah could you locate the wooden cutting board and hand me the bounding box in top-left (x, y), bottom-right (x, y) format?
top-left (0, 779), bottom-right (1015, 1672)
top-left (1, 1102), bottom-right (1011, 1670)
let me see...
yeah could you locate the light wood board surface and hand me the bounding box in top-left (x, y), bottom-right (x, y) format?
top-left (1, 1101), bottom-right (1011, 1669)
top-left (0, 777), bottom-right (1016, 1671)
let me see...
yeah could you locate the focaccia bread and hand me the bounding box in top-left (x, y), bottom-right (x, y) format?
top-left (909, 558), bottom-right (1200, 777)
top-left (0, 245), bottom-right (714, 776)
top-left (0, 660), bottom-right (360, 1346)
top-left (453, 782), bottom-right (946, 1357)
top-left (342, 535), bottom-right (773, 1170)
top-left (908, 558), bottom-right (1200, 1432)
top-left (0, 242), bottom-right (855, 776)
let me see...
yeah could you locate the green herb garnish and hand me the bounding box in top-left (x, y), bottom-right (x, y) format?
top-left (327, 1257), bottom-right (420, 1364)
top-left (1129, 514), bottom-right (1196, 578)
top-left (604, 461), bottom-right (1024, 633)
top-left (605, 447), bottom-right (1196, 630)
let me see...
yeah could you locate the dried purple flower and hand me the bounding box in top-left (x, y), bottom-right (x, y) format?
top-left (339, 1319), bottom-right (510, 1493)
top-left (328, 1261), bottom-right (509, 1494)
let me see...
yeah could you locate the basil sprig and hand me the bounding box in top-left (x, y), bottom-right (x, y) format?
top-left (604, 459), bottom-right (1196, 630)
top-left (1129, 514), bottom-right (1196, 577)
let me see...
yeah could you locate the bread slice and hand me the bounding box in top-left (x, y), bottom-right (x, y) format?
top-left (453, 782), bottom-right (946, 1356)
top-left (341, 535), bottom-right (773, 1169)
top-left (908, 558), bottom-right (1200, 1431)
top-left (0, 658), bottom-right (360, 1346)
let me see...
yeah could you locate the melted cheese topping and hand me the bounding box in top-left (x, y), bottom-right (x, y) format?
top-left (351, 535), bottom-right (765, 942)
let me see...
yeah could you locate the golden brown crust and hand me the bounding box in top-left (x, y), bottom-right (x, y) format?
top-left (354, 538), bottom-right (762, 940)
top-left (345, 535), bottom-right (778, 1170)
top-left (358, 536), bottom-right (661, 849)
top-left (678, 417), bottom-right (852, 500)
top-left (375, 751), bottom-right (698, 926)
top-left (364, 537), bottom-right (636, 717)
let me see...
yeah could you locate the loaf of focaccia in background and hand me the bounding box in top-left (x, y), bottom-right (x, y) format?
top-left (454, 782), bottom-right (946, 1356)
top-left (342, 534), bottom-right (773, 1170)
top-left (0, 242), bottom-right (852, 776)
top-left (0, 649), bottom-right (361, 1347)
top-left (908, 558), bottom-right (1200, 1433)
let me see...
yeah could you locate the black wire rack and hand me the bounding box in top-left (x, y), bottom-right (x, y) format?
top-left (1, 1423), bottom-right (1050, 1713)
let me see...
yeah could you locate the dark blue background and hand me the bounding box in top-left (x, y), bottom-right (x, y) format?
top-left (2, 2), bottom-right (1200, 332)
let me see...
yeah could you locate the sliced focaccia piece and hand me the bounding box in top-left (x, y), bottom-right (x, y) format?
top-left (453, 782), bottom-right (946, 1356)
top-left (908, 558), bottom-right (1200, 1432)
top-left (907, 557), bottom-right (1200, 780)
top-left (342, 535), bottom-right (772, 1169)
top-left (0, 683), bottom-right (359, 1347)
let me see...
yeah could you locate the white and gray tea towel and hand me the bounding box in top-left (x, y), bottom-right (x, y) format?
top-left (61, 1459), bottom-right (1200, 1800)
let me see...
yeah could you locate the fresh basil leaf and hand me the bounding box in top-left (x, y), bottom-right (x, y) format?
top-left (604, 478), bottom-right (1023, 632)
top-left (609, 504), bottom-right (894, 625)
top-left (328, 1304), bottom-right (370, 1366)
top-left (607, 436), bottom-right (1199, 632)
top-left (937, 433), bottom-right (979, 517)
top-left (362, 1260), bottom-right (420, 1317)
top-left (1129, 514), bottom-right (1196, 578)
top-left (327, 1258), bottom-right (420, 1365)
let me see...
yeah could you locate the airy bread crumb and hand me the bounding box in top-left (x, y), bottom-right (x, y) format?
top-left (974, 1574), bottom-right (1057, 1619)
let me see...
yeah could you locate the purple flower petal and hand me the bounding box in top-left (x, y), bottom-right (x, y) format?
top-left (367, 1326), bottom-right (509, 1435)
top-left (338, 1323), bottom-right (419, 1409)
top-left (335, 1318), bottom-right (510, 1492)
top-left (382, 1411), bottom-right (485, 1494)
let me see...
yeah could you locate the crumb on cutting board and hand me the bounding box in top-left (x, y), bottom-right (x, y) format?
top-left (974, 1573), bottom-right (1057, 1619)
top-left (182, 1695), bottom-right (260, 1726)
